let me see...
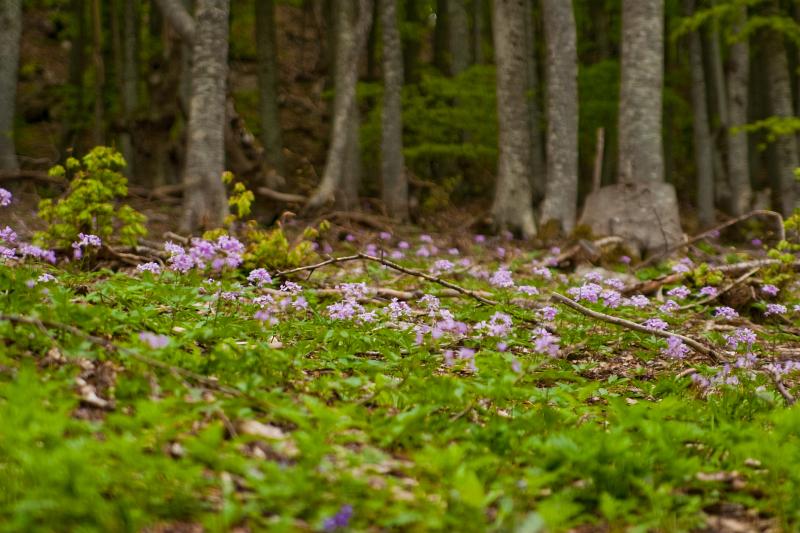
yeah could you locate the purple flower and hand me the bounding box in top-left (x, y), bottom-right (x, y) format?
top-left (415, 246), bottom-right (431, 257)
top-left (518, 285), bottom-right (539, 295)
top-left (340, 282), bottom-right (368, 300)
top-left (0, 246), bottom-right (15, 259)
top-left (699, 286), bottom-right (718, 298)
top-left (626, 295), bottom-right (650, 308)
top-left (474, 234), bottom-right (486, 243)
top-left (539, 306), bottom-right (558, 321)
top-left (139, 332), bottom-right (170, 349)
top-left (397, 241), bottom-right (409, 250)
top-left (490, 268), bottom-right (514, 288)
top-left (511, 358), bottom-right (522, 373)
top-left (761, 284), bottom-right (779, 297)
top-left (247, 268), bottom-right (272, 286)
top-left (477, 312), bottom-right (513, 337)
top-left (379, 231), bottom-right (392, 241)
top-left (0, 188), bottom-right (11, 207)
top-left (37, 273), bottom-right (56, 283)
top-left (601, 289), bottom-right (622, 308)
top-left (662, 337), bottom-right (689, 359)
top-left (604, 278), bottom-right (626, 291)
top-left (254, 309), bottom-right (276, 323)
top-left (643, 318), bottom-right (668, 331)
top-left (566, 283), bottom-right (602, 303)
top-left (448, 247), bottom-right (460, 256)
top-left (725, 327), bottom-right (757, 350)
top-left (532, 328), bottom-right (560, 357)
top-left (532, 267), bottom-right (552, 280)
top-left (583, 271), bottom-right (604, 282)
top-left (280, 281), bottom-right (302, 294)
top-left (714, 306), bottom-right (738, 319)
top-left (386, 298), bottom-right (412, 319)
top-left (764, 303), bottom-right (787, 316)
top-left (496, 247), bottom-right (506, 259)
top-left (659, 299), bottom-right (679, 314)
top-left (751, 238), bottom-right (762, 247)
top-left (432, 259), bottom-right (454, 273)
top-left (420, 234), bottom-right (433, 243)
top-left (0, 226), bottom-right (16, 243)
top-left (667, 286), bottom-right (691, 299)
top-left (136, 262), bottom-right (161, 274)
top-left (620, 255), bottom-right (631, 265)
top-left (345, 234), bottom-right (356, 242)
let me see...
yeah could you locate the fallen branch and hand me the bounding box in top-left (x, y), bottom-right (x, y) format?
top-left (275, 253), bottom-right (498, 306)
top-left (256, 187), bottom-right (307, 204)
top-left (639, 210), bottom-right (785, 268)
top-left (769, 371), bottom-right (796, 406)
top-left (678, 267), bottom-right (760, 311)
top-left (550, 292), bottom-right (721, 362)
top-left (0, 169), bottom-right (66, 185)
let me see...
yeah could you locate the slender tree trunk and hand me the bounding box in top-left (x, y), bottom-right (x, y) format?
top-left (763, 3), bottom-right (799, 216)
top-left (539, 0), bottom-right (578, 234)
top-left (121, 0), bottom-right (139, 177)
top-left (707, 17), bottom-right (730, 208)
top-left (154, 0), bottom-right (196, 42)
top-left (402, 0), bottom-right (421, 83)
top-left (0, 0), bottom-right (22, 170)
top-left (339, 104), bottom-right (362, 210)
top-left (726, 4), bottom-right (750, 215)
top-left (306, 0), bottom-right (373, 210)
top-left (491, 0), bottom-right (536, 238)
top-left (181, 0), bottom-right (230, 231)
top-left (618, 0), bottom-right (664, 183)
top-left (433, 0), bottom-right (449, 73)
top-left (255, 0), bottom-right (285, 174)
top-left (448, 0), bottom-right (471, 75)
top-left (91, 0), bottom-right (106, 146)
top-left (473, 0), bottom-right (485, 64)
top-left (524, 0), bottom-right (544, 200)
top-left (379, 0), bottom-right (408, 220)
top-left (685, 0), bottom-right (714, 227)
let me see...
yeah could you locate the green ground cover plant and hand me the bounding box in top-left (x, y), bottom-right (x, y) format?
top-left (2, 187), bottom-right (800, 531)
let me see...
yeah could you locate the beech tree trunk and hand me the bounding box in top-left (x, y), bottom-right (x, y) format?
top-left (685, 0), bottom-right (714, 227)
top-left (0, 0), bottom-right (22, 171)
top-left (306, 0), bottom-right (373, 210)
top-left (180, 0), bottom-right (230, 231)
top-left (539, 0), bottom-right (578, 234)
top-left (447, 0), bottom-right (471, 75)
top-left (379, 0), bottom-right (408, 220)
top-left (255, 0), bottom-right (285, 174)
top-left (618, 0), bottom-right (664, 183)
top-left (763, 5), bottom-right (799, 216)
top-left (491, 0), bottom-right (536, 238)
top-left (524, 0), bottom-right (544, 200)
top-left (726, 4), bottom-right (751, 216)
top-left (473, 0), bottom-right (485, 64)
top-left (121, 0), bottom-right (139, 176)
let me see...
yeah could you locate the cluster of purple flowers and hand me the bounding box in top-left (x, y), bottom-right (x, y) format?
top-left (0, 188), bottom-right (11, 207)
top-left (165, 235), bottom-right (244, 273)
top-left (322, 504), bottom-right (353, 532)
top-left (72, 233), bottom-right (102, 259)
top-left (666, 286), bottom-right (690, 299)
top-left (764, 303), bottom-right (787, 316)
top-left (443, 347), bottom-right (477, 370)
top-left (247, 268), bottom-right (272, 287)
top-left (714, 306), bottom-right (738, 319)
top-left (476, 312), bottom-right (513, 337)
top-left (139, 331), bottom-right (170, 349)
top-left (662, 337), bottom-right (689, 359)
top-left (643, 318), bottom-right (668, 331)
top-left (691, 364), bottom-right (740, 389)
top-left (626, 295), bottom-right (650, 308)
top-left (658, 300), bottom-right (679, 314)
top-left (489, 268), bottom-right (514, 288)
top-left (532, 328), bottom-right (560, 357)
top-left (136, 262), bottom-right (161, 274)
top-left (0, 225), bottom-right (56, 264)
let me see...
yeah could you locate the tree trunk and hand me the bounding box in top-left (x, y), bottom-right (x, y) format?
top-left (726, 4), bottom-right (750, 215)
top-left (618, 0), bottom-right (664, 183)
top-left (91, 0), bottom-right (106, 146)
top-left (121, 0), bottom-right (139, 177)
top-left (448, 0), bottom-right (471, 75)
top-left (180, 0), bottom-right (230, 231)
top-left (402, 0), bottom-right (421, 83)
top-left (685, 0), bottom-right (714, 227)
top-left (707, 17), bottom-right (730, 208)
top-left (306, 0), bottom-right (373, 210)
top-left (473, 0), bottom-right (485, 64)
top-left (524, 0), bottom-right (544, 200)
top-left (433, 0), bottom-right (449, 73)
top-left (255, 0), bottom-right (285, 174)
top-left (763, 4), bottom-right (799, 216)
top-left (0, 0), bottom-right (22, 171)
top-left (491, 0), bottom-right (536, 238)
top-left (154, 0), bottom-right (196, 42)
top-left (379, 0), bottom-right (408, 220)
top-left (539, 0), bottom-right (578, 234)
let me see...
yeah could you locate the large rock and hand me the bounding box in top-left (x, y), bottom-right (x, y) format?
top-left (579, 181), bottom-right (684, 257)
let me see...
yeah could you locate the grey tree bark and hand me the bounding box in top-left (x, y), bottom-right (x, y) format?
top-left (120, 0), bottom-right (139, 176)
top-left (524, 0), bottom-right (545, 201)
top-left (379, 0), bottom-right (408, 220)
top-left (763, 5), bottom-right (799, 216)
top-left (726, 4), bottom-right (750, 216)
top-left (473, 0), bottom-right (485, 64)
top-left (685, 0), bottom-right (714, 227)
top-left (255, 0), bottom-right (285, 174)
top-left (0, 0), bottom-right (22, 171)
top-left (491, 0), bottom-right (536, 238)
top-left (306, 0), bottom-right (373, 210)
top-left (539, 0), bottom-right (578, 234)
top-left (180, 0), bottom-right (230, 231)
top-left (154, 0), bottom-right (196, 42)
top-left (618, 0), bottom-right (664, 183)
top-left (447, 0), bottom-right (471, 75)
top-left (707, 18), bottom-right (730, 207)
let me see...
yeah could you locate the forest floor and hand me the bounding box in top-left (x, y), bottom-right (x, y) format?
top-left (2, 204), bottom-right (800, 532)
